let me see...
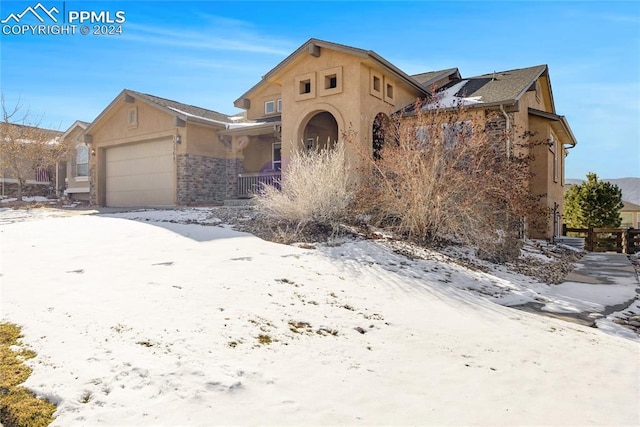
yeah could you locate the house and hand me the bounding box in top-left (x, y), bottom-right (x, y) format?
top-left (227, 39), bottom-right (577, 239)
top-left (0, 122), bottom-right (64, 198)
top-left (620, 201), bottom-right (640, 228)
top-left (73, 38), bottom-right (577, 239)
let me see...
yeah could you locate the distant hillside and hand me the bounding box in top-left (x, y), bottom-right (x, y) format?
top-left (565, 177), bottom-right (640, 205)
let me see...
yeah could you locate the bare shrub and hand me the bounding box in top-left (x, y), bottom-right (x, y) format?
top-left (254, 140), bottom-right (353, 241)
top-left (352, 98), bottom-right (546, 262)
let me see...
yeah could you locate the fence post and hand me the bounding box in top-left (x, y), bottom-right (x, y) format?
top-left (622, 229), bottom-right (629, 254)
top-left (586, 227), bottom-right (593, 251)
top-left (562, 223), bottom-right (567, 236)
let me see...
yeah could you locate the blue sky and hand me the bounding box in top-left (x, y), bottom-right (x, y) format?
top-left (1, 0), bottom-right (638, 179)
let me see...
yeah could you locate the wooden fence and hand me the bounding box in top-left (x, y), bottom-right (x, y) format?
top-left (562, 225), bottom-right (640, 254)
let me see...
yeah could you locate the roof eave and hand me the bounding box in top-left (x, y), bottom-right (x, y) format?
top-left (528, 108), bottom-right (577, 147)
top-left (234, 38), bottom-right (431, 107)
top-left (218, 121), bottom-right (281, 136)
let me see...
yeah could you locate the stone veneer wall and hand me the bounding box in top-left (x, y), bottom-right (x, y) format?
top-left (89, 166), bottom-right (97, 206)
top-left (484, 113), bottom-right (512, 150)
top-left (177, 154), bottom-right (241, 205)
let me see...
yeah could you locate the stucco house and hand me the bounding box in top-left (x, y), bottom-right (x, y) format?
top-left (225, 39), bottom-right (577, 238)
top-left (70, 38), bottom-right (577, 239)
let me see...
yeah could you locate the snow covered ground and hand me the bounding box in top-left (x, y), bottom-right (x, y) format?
top-left (1, 208), bottom-right (639, 426)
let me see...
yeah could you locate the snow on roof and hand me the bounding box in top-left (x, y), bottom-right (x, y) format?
top-left (423, 80), bottom-right (483, 109)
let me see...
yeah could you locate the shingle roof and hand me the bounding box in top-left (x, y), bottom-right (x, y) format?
top-left (128, 90), bottom-right (232, 124)
top-left (622, 200), bottom-right (640, 211)
top-left (411, 68), bottom-right (460, 89)
top-left (440, 64), bottom-right (547, 105)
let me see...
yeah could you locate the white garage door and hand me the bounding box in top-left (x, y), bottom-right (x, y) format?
top-left (106, 139), bottom-right (175, 207)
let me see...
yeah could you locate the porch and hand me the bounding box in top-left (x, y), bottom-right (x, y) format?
top-left (237, 171), bottom-right (281, 198)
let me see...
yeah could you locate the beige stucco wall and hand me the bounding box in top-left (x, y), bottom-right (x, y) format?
top-left (246, 49), bottom-right (425, 170)
top-left (512, 85), bottom-right (565, 239)
top-left (183, 122), bottom-right (229, 158)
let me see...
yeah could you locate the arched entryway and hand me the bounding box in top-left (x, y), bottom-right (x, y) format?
top-left (372, 112), bottom-right (390, 160)
top-left (301, 111), bottom-right (339, 151)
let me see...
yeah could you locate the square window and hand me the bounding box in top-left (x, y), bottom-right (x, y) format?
top-left (386, 83), bottom-right (394, 99)
top-left (277, 99), bottom-right (282, 112)
top-left (265, 101), bottom-right (275, 114)
top-left (325, 74), bottom-right (337, 89)
top-left (300, 79), bottom-right (311, 94)
top-left (373, 76), bottom-right (381, 92)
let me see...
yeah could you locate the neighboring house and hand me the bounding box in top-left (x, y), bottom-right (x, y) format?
top-left (68, 38), bottom-right (577, 239)
top-left (620, 201), bottom-right (640, 228)
top-left (0, 122), bottom-right (64, 198)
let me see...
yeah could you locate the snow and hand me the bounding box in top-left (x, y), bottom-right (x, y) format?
top-left (425, 80), bottom-right (483, 109)
top-left (0, 196), bottom-right (53, 203)
top-left (1, 208), bottom-right (639, 426)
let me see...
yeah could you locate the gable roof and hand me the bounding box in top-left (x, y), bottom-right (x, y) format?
top-left (622, 200), bottom-right (640, 211)
top-left (62, 120), bottom-right (90, 139)
top-left (85, 89), bottom-right (231, 134)
top-left (234, 38), bottom-right (430, 107)
top-left (438, 64), bottom-right (549, 107)
top-left (411, 68), bottom-right (461, 90)
top-left (128, 90), bottom-right (231, 125)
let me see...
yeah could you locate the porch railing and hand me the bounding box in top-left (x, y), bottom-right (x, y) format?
top-left (237, 171), bottom-right (281, 197)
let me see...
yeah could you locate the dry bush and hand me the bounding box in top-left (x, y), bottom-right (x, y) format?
top-left (352, 99), bottom-right (546, 262)
top-left (254, 140), bottom-right (353, 241)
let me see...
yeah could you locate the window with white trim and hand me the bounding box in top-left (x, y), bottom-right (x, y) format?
top-left (277, 99), bottom-right (282, 112)
top-left (265, 101), bottom-right (275, 114)
top-left (76, 145), bottom-right (89, 177)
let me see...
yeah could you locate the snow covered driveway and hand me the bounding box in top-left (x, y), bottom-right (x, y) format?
top-left (1, 209), bottom-right (639, 426)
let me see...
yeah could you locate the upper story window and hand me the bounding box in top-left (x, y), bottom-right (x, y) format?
top-left (76, 145), bottom-right (89, 177)
top-left (386, 83), bottom-right (394, 100)
top-left (265, 100), bottom-right (275, 114)
top-left (300, 79), bottom-right (311, 94)
top-left (373, 76), bottom-right (381, 92)
top-left (325, 74), bottom-right (337, 89)
top-left (295, 72), bottom-right (316, 101)
top-left (277, 99), bottom-right (282, 112)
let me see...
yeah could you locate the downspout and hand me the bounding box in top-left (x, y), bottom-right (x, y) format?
top-left (55, 161), bottom-right (59, 198)
top-left (499, 104), bottom-right (511, 159)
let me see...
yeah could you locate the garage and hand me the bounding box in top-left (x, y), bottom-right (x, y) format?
top-left (105, 138), bottom-right (175, 207)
